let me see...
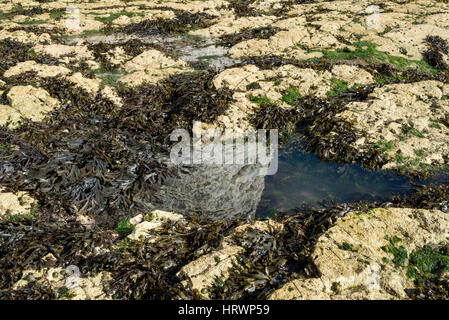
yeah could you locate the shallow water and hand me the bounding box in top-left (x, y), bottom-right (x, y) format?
top-left (256, 149), bottom-right (423, 217)
top-left (65, 32), bottom-right (240, 71)
top-left (147, 147), bottom-right (447, 221)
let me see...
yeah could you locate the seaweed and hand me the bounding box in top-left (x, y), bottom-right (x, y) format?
top-left (407, 277), bottom-right (449, 300)
top-left (389, 184), bottom-right (449, 213)
top-left (0, 38), bottom-right (59, 76)
top-left (209, 202), bottom-right (367, 299)
top-left (249, 102), bottom-right (299, 132)
top-left (422, 35), bottom-right (449, 71)
top-left (218, 26), bottom-right (282, 47)
top-left (123, 11), bottom-right (216, 35)
top-left (220, 0), bottom-right (260, 17)
top-left (0, 71), bottom-right (233, 226)
top-left (0, 211), bottom-right (239, 300)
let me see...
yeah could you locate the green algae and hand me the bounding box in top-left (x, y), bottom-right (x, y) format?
top-left (281, 86), bottom-right (301, 105)
top-left (407, 246), bottom-right (449, 279)
top-left (249, 95), bottom-right (271, 104)
top-left (381, 236), bottom-right (408, 267)
top-left (300, 41), bottom-right (438, 74)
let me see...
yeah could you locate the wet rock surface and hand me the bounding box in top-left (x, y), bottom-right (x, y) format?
top-left (0, 0), bottom-right (448, 300)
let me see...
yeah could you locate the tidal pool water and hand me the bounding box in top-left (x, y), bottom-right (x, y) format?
top-left (256, 149), bottom-right (419, 217)
top-left (65, 33), bottom-right (240, 71)
top-left (148, 147), bottom-right (447, 220)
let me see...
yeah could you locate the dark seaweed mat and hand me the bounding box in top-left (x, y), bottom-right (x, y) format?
top-left (0, 71), bottom-right (233, 227)
top-left (0, 185), bottom-right (447, 300)
top-left (422, 35), bottom-right (449, 71)
top-left (0, 38), bottom-right (59, 76)
top-left (219, 0), bottom-right (260, 17)
top-left (218, 26), bottom-right (282, 48)
top-left (407, 278), bottom-right (449, 300)
top-left (0, 212), bottom-right (239, 300)
top-left (123, 11), bottom-right (216, 36)
top-left (208, 184), bottom-right (449, 299)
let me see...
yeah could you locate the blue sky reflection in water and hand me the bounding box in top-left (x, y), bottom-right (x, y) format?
top-left (255, 148), bottom-right (438, 217)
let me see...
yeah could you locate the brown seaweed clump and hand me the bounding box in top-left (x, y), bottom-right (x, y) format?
top-left (407, 278), bottom-right (449, 300)
top-left (0, 71), bottom-right (233, 226)
top-left (422, 35), bottom-right (449, 71)
top-left (0, 211), bottom-right (239, 300)
top-left (0, 38), bottom-right (59, 76)
top-left (123, 11), bottom-right (216, 35)
top-left (219, 26), bottom-right (282, 47)
top-left (389, 184), bottom-right (449, 213)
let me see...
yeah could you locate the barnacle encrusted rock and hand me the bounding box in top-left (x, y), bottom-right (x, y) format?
top-left (270, 207), bottom-right (449, 300)
top-left (7, 85), bottom-right (60, 122)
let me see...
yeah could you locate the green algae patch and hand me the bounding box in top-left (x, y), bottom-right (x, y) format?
top-left (326, 78), bottom-right (349, 97)
top-left (249, 95), bottom-right (271, 104)
top-left (381, 236), bottom-right (408, 267)
top-left (301, 41), bottom-right (438, 74)
top-left (338, 242), bottom-right (357, 252)
top-left (115, 218), bottom-right (134, 237)
top-left (281, 86), bottom-right (301, 105)
top-left (407, 246), bottom-right (449, 279)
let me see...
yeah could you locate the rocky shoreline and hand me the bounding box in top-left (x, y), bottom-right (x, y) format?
top-left (0, 0), bottom-right (448, 300)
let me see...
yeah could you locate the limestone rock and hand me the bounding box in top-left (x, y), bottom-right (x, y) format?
top-left (270, 208), bottom-right (449, 300)
top-left (13, 266), bottom-right (112, 300)
top-left (177, 243), bottom-right (245, 297)
top-left (7, 85), bottom-right (60, 122)
top-left (337, 81), bottom-right (449, 171)
top-left (0, 104), bottom-right (22, 128)
top-left (0, 188), bottom-right (36, 218)
top-left (127, 210), bottom-right (185, 241)
top-left (120, 49), bottom-right (189, 86)
top-left (4, 61), bottom-right (71, 78)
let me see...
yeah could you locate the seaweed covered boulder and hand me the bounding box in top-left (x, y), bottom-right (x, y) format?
top-left (270, 207), bottom-right (449, 300)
